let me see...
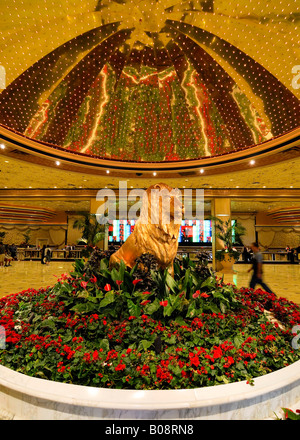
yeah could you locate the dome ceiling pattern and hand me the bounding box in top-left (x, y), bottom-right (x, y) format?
top-left (0, 0), bottom-right (300, 163)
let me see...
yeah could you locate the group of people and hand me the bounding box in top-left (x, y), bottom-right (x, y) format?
top-left (0, 242), bottom-right (17, 267)
top-left (286, 246), bottom-right (300, 264)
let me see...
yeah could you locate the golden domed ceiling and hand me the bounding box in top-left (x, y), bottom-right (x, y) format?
top-left (0, 0), bottom-right (300, 167)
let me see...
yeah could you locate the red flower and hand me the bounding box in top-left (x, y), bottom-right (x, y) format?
top-left (200, 293), bottom-right (210, 298)
top-left (90, 275), bottom-right (97, 283)
top-left (193, 290), bottom-right (200, 299)
top-left (142, 291), bottom-right (151, 295)
top-left (212, 346), bottom-right (223, 360)
top-left (140, 300), bottom-right (151, 306)
top-left (115, 363), bottom-right (126, 371)
top-left (80, 281), bottom-right (88, 289)
top-left (132, 279), bottom-right (142, 286)
top-left (104, 284), bottom-right (111, 291)
top-left (116, 280), bottom-right (123, 286)
top-left (265, 335), bottom-right (276, 342)
top-left (160, 300), bottom-right (168, 307)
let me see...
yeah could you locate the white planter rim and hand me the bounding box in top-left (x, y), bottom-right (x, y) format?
top-left (1, 360), bottom-right (300, 411)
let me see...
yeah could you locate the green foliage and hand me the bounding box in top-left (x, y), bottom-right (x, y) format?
top-left (73, 213), bottom-right (106, 247)
top-left (210, 217), bottom-right (246, 261)
top-left (1, 253), bottom-right (300, 391)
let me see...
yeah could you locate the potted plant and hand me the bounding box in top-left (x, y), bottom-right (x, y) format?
top-left (73, 213), bottom-right (107, 258)
top-left (212, 217), bottom-right (246, 272)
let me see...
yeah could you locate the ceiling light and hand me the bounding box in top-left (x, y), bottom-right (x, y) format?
top-left (0, 144), bottom-right (5, 149)
top-left (153, 172), bottom-right (157, 176)
top-left (200, 169), bottom-right (204, 173)
top-left (106, 170), bottom-right (110, 174)
top-left (55, 160), bottom-right (60, 166)
top-left (250, 160), bottom-right (255, 165)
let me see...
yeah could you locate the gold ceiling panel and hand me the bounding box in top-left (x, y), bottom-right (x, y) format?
top-left (0, 0), bottom-right (299, 165)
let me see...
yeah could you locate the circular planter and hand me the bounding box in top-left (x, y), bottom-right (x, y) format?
top-left (1, 360), bottom-right (300, 420)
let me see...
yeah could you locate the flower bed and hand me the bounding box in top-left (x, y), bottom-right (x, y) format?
top-left (0, 251), bottom-right (300, 390)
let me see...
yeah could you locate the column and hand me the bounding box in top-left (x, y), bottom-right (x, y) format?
top-left (211, 198), bottom-right (231, 272)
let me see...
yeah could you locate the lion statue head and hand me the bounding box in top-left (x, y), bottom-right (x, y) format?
top-left (109, 183), bottom-right (183, 275)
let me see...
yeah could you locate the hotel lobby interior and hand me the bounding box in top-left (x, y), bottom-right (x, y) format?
top-left (0, 0), bottom-right (300, 421)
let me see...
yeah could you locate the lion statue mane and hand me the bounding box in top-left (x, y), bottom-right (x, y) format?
top-left (109, 183), bottom-right (183, 275)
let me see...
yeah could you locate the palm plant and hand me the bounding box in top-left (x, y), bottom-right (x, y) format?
top-left (73, 213), bottom-right (107, 246)
top-left (211, 217), bottom-right (246, 261)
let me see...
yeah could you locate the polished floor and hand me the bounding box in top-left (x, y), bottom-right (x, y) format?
top-left (0, 260), bottom-right (299, 305)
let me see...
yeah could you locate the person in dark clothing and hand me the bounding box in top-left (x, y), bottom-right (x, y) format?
top-left (9, 244), bottom-right (17, 260)
top-left (41, 245), bottom-right (46, 264)
top-left (44, 245), bottom-right (52, 264)
top-left (0, 242), bottom-right (5, 267)
top-left (242, 246), bottom-right (250, 263)
top-left (248, 242), bottom-right (274, 294)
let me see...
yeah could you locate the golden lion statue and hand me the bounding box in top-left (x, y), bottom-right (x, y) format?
top-left (109, 183), bottom-right (183, 275)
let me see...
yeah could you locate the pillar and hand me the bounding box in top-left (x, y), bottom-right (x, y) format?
top-left (90, 199), bottom-right (108, 250)
top-left (211, 198), bottom-right (231, 272)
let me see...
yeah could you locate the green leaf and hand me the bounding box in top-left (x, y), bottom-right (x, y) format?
top-left (220, 302), bottom-right (227, 313)
top-left (99, 338), bottom-right (109, 351)
top-left (100, 259), bottom-right (108, 271)
top-left (282, 408), bottom-right (300, 420)
top-left (142, 297), bottom-right (160, 315)
top-left (186, 300), bottom-right (197, 318)
top-left (127, 299), bottom-right (141, 318)
top-left (174, 316), bottom-right (187, 326)
top-left (99, 291), bottom-right (115, 308)
top-left (234, 335), bottom-right (244, 349)
top-left (165, 272), bottom-right (178, 293)
top-left (71, 302), bottom-right (95, 314)
top-left (38, 318), bottom-right (56, 330)
top-left (166, 335), bottom-right (176, 345)
top-left (137, 339), bottom-right (153, 352)
top-left (201, 277), bottom-right (216, 289)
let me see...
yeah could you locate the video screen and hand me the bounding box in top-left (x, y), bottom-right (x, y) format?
top-left (108, 219), bottom-right (212, 244)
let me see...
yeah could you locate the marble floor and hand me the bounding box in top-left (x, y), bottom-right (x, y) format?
top-left (0, 261), bottom-right (74, 299)
top-left (218, 263), bottom-right (300, 305)
top-left (0, 261), bottom-right (299, 305)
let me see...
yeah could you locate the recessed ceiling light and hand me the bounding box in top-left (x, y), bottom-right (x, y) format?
top-left (55, 160), bottom-right (60, 166)
top-left (250, 160), bottom-right (255, 165)
top-left (106, 170), bottom-right (110, 174)
top-left (200, 169), bottom-right (204, 173)
top-left (153, 172), bottom-right (157, 176)
top-left (0, 144), bottom-right (5, 149)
